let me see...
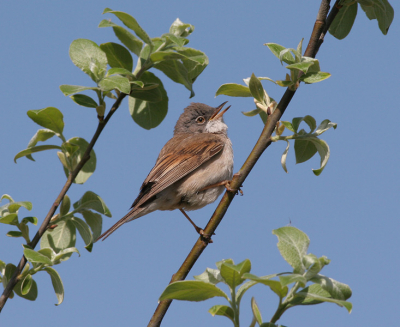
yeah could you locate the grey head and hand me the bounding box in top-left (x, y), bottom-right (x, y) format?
top-left (174, 102), bottom-right (230, 135)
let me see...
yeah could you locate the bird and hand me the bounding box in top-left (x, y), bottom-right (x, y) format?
top-left (97, 102), bottom-right (235, 241)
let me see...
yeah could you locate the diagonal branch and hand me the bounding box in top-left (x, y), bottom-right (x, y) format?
top-left (0, 93), bottom-right (127, 312)
top-left (147, 1), bottom-right (338, 326)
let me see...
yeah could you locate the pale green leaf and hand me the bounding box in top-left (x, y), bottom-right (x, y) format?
top-left (44, 267), bottom-right (64, 305)
top-left (70, 94), bottom-right (98, 108)
top-left (208, 305), bottom-right (234, 323)
top-left (27, 107), bottom-right (64, 135)
top-left (73, 191), bottom-right (112, 217)
top-left (215, 84), bottom-right (252, 97)
top-left (272, 227), bottom-right (310, 274)
top-left (159, 281), bottom-right (229, 302)
top-left (100, 42), bottom-right (133, 71)
top-left (59, 85), bottom-right (99, 96)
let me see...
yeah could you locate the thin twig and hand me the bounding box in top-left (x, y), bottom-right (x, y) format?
top-left (147, 1), bottom-right (342, 326)
top-left (0, 93), bottom-right (127, 312)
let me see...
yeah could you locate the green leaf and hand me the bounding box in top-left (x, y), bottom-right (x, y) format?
top-left (41, 220), bottom-right (76, 255)
top-left (0, 194), bottom-right (14, 202)
top-left (272, 227), bottom-right (310, 274)
top-left (194, 268), bottom-right (223, 285)
top-left (220, 259), bottom-right (251, 289)
top-left (81, 211), bottom-right (103, 240)
top-left (2, 264), bottom-right (16, 289)
top-left (100, 42), bottom-right (133, 71)
top-left (236, 280), bottom-right (258, 304)
top-left (53, 247), bottom-right (80, 264)
top-left (27, 129), bottom-right (56, 154)
top-left (60, 195), bottom-right (71, 217)
top-left (243, 273), bottom-right (288, 298)
top-left (276, 80), bottom-right (294, 87)
top-left (329, 2), bottom-right (358, 39)
top-left (38, 248), bottom-right (56, 262)
top-left (360, 0), bottom-right (394, 35)
top-left (21, 274), bottom-right (33, 295)
top-left (311, 274), bottom-right (352, 301)
top-left (70, 94), bottom-right (98, 108)
top-left (62, 137), bottom-right (96, 184)
top-left (14, 278), bottom-right (38, 301)
top-left (279, 273), bottom-right (307, 287)
top-left (251, 297), bottom-right (263, 325)
top-left (44, 267), bottom-right (64, 305)
top-left (71, 217), bottom-right (93, 252)
top-left (59, 85), bottom-right (99, 96)
top-left (14, 145), bottom-right (62, 163)
top-left (315, 119), bottom-right (337, 135)
top-left (292, 116), bottom-right (314, 133)
top-left (215, 84), bottom-right (252, 97)
top-left (292, 284), bottom-right (352, 312)
top-left (308, 138), bottom-right (331, 176)
top-left (27, 107), bottom-right (64, 135)
top-left (294, 139), bottom-right (317, 164)
top-left (300, 71), bottom-right (331, 84)
top-left (0, 214), bottom-right (19, 225)
top-left (249, 73), bottom-right (265, 103)
top-left (6, 231), bottom-right (23, 237)
top-left (264, 43), bottom-right (295, 64)
top-left (73, 191), bottom-right (112, 217)
top-left (98, 75), bottom-right (131, 94)
top-left (98, 19), bottom-right (143, 56)
top-left (23, 248), bottom-right (52, 265)
top-left (286, 61), bottom-right (314, 74)
top-left (103, 8), bottom-right (153, 46)
top-left (159, 281), bottom-right (229, 302)
top-left (153, 60), bottom-right (194, 98)
top-left (208, 305), bottom-right (235, 323)
top-left (242, 108), bottom-right (262, 117)
top-left (169, 18), bottom-right (194, 37)
top-left (281, 120), bottom-right (295, 133)
top-left (107, 67), bottom-right (135, 77)
top-left (69, 39), bottom-right (107, 83)
top-left (130, 85), bottom-right (162, 102)
top-left (129, 71), bottom-right (168, 129)
top-left (7, 201), bottom-right (33, 213)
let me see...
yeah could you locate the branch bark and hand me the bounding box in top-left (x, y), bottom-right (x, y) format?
top-left (147, 1), bottom-right (339, 326)
top-left (0, 93), bottom-right (127, 312)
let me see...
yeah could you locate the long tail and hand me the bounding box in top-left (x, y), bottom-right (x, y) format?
top-left (96, 209), bottom-right (138, 242)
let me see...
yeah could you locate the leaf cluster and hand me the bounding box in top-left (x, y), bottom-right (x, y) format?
top-left (330, 0), bottom-right (394, 39)
top-left (0, 192), bottom-right (111, 305)
top-left (159, 227), bottom-right (352, 327)
top-left (60, 9), bottom-right (208, 129)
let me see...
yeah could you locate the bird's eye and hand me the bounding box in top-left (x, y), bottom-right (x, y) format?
top-left (196, 116), bottom-right (205, 124)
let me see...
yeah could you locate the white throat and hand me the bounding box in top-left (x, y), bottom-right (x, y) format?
top-left (205, 119), bottom-right (228, 134)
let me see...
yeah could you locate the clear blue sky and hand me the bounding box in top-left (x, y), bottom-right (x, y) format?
top-left (1, 1), bottom-right (399, 326)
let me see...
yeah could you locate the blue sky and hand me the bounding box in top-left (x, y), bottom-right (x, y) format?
top-left (1, 1), bottom-right (399, 326)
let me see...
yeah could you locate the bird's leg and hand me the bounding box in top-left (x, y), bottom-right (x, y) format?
top-left (198, 173), bottom-right (243, 195)
top-left (179, 209), bottom-right (213, 242)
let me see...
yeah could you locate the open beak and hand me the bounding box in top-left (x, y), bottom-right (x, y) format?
top-left (210, 101), bottom-right (231, 121)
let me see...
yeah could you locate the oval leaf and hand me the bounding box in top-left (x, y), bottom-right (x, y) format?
top-left (159, 281), bottom-right (229, 302)
top-left (59, 85), bottom-right (99, 96)
top-left (208, 305), bottom-right (235, 322)
top-left (129, 71), bottom-right (168, 130)
top-left (100, 42), bottom-right (133, 71)
top-left (215, 84), bottom-right (252, 97)
top-left (69, 39), bottom-right (107, 83)
top-left (272, 227), bottom-right (310, 274)
top-left (41, 220), bottom-right (76, 255)
top-left (27, 107), bottom-right (64, 135)
top-left (70, 94), bottom-right (98, 108)
top-left (73, 191), bottom-right (111, 217)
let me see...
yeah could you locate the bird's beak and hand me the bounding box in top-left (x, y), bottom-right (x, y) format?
top-left (210, 101), bottom-right (231, 121)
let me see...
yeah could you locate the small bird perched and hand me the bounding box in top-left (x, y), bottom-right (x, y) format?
top-left (97, 102), bottom-right (234, 241)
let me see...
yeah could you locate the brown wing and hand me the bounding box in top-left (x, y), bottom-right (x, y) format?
top-left (131, 133), bottom-right (224, 209)
top-left (96, 133), bottom-right (224, 241)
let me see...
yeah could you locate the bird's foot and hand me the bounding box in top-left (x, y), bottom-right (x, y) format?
top-left (199, 173), bottom-right (243, 196)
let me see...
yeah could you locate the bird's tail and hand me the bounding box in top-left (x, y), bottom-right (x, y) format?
top-left (95, 208), bottom-right (138, 242)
